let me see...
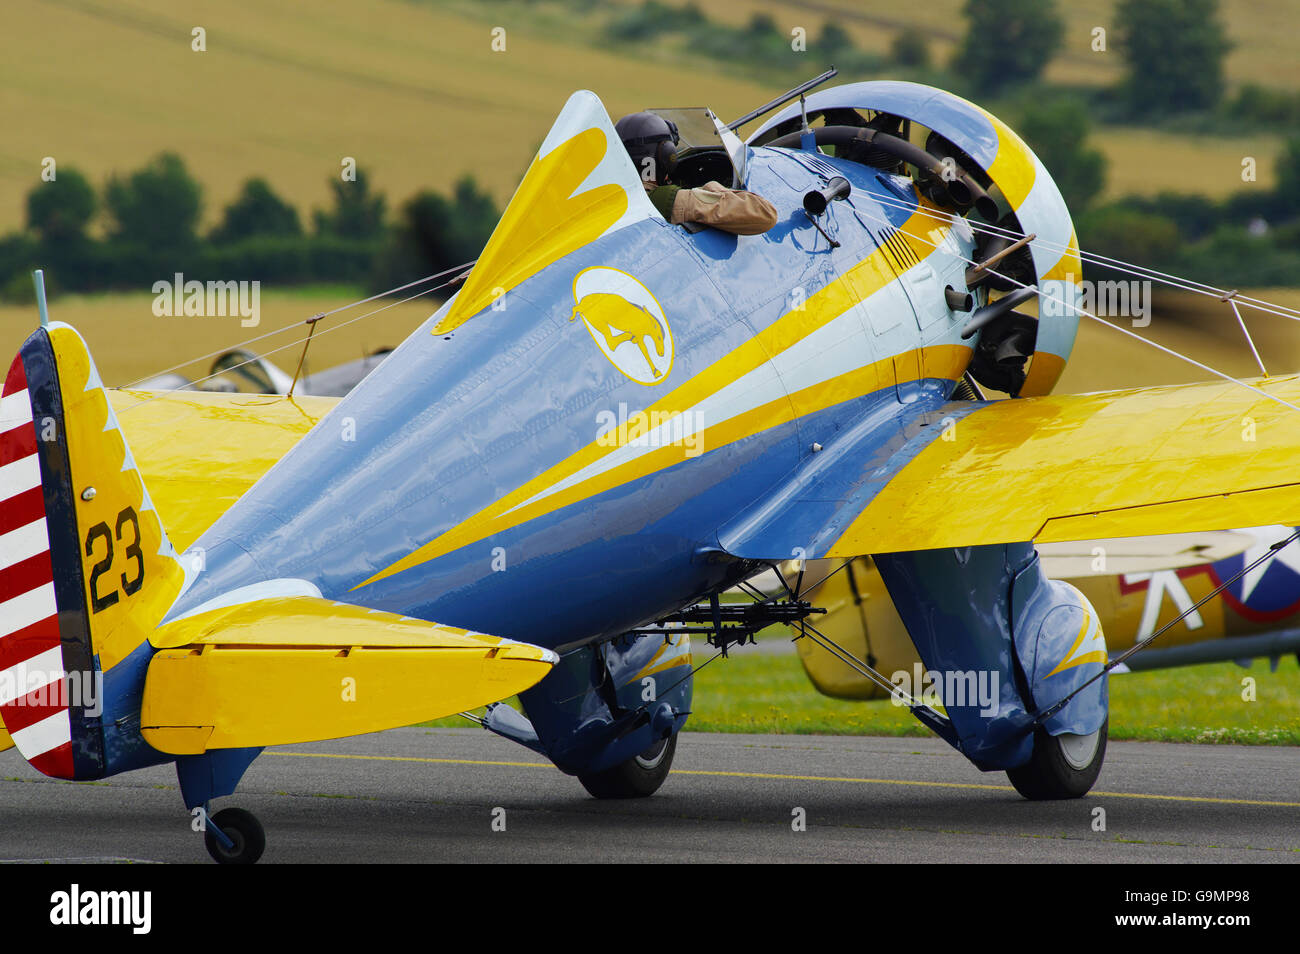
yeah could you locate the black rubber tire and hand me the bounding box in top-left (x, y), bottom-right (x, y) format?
top-left (204, 807), bottom-right (266, 865)
top-left (578, 734), bottom-right (677, 799)
top-left (1007, 719), bottom-right (1107, 800)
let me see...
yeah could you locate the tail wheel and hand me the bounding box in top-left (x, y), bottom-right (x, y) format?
top-left (578, 734), bottom-right (677, 799)
top-left (1006, 719), bottom-right (1107, 800)
top-left (204, 807), bottom-right (266, 865)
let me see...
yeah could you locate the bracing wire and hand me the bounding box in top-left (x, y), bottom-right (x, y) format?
top-left (858, 189), bottom-right (1300, 323)
top-left (113, 268), bottom-right (470, 416)
top-left (1037, 528), bottom-right (1300, 722)
top-left (118, 260), bottom-right (476, 391)
top-left (848, 201), bottom-right (1300, 416)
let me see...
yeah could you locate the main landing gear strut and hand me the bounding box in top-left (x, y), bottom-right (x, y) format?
top-left (577, 582), bottom-right (825, 798)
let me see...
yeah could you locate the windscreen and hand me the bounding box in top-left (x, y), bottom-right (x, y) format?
top-left (645, 108), bottom-right (719, 150)
top-left (645, 107), bottom-right (747, 187)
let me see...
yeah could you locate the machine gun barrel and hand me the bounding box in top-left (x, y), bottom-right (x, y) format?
top-left (726, 68), bottom-right (839, 131)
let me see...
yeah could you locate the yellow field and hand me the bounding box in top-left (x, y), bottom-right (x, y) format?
top-left (0, 0), bottom-right (1294, 239)
top-left (0, 0), bottom-right (773, 231)
top-left (0, 287), bottom-right (439, 388)
top-left (1056, 288), bottom-right (1300, 393)
top-left (1097, 127), bottom-right (1280, 198)
top-left (678, 0), bottom-right (1300, 89)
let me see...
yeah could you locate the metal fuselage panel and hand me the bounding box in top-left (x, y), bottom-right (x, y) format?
top-left (169, 149), bottom-right (977, 648)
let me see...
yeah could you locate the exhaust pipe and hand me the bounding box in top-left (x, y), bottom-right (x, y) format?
top-left (803, 176), bottom-right (852, 215)
top-left (960, 285), bottom-right (1038, 340)
top-left (958, 174), bottom-right (998, 222)
top-left (945, 285), bottom-right (973, 312)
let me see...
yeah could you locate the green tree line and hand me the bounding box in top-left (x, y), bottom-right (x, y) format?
top-left (0, 154), bottom-right (498, 301)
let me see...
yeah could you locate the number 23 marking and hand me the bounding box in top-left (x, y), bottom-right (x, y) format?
top-left (84, 506), bottom-right (144, 613)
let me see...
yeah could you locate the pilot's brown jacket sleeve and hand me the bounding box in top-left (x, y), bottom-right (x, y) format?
top-left (669, 181), bottom-right (778, 235)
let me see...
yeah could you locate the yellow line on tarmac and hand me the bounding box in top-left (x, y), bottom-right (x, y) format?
top-left (1074, 790), bottom-right (1300, 808)
top-left (269, 751), bottom-right (1300, 808)
top-left (273, 752), bottom-right (551, 770)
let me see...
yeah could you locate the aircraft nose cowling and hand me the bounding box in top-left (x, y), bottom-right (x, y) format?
top-left (748, 79), bottom-right (1083, 397)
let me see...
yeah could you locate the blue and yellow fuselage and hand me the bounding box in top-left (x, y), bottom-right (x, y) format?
top-left (169, 147), bottom-right (979, 652)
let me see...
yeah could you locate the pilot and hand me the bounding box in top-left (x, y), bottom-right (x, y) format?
top-left (615, 112), bottom-right (778, 236)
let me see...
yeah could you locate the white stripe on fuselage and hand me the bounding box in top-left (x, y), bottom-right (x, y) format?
top-left (0, 582), bottom-right (56, 638)
top-left (0, 646), bottom-right (66, 706)
top-left (504, 233), bottom-right (957, 517)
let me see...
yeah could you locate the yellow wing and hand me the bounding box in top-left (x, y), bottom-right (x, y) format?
top-left (107, 389), bottom-right (337, 550)
top-left (828, 373), bottom-right (1300, 555)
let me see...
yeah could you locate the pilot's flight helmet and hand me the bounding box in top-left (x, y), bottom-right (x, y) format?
top-left (616, 112), bottom-right (679, 186)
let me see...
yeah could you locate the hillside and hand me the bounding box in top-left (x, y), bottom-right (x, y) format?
top-left (1, 0), bottom-right (1294, 235)
top-left (679, 0), bottom-right (1300, 88)
top-left (0, 0), bottom-right (774, 231)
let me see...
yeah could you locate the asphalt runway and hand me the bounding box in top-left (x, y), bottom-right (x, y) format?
top-left (1, 728), bottom-right (1297, 863)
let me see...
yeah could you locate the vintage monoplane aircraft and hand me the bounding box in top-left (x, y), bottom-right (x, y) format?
top-left (5, 74), bottom-right (1300, 862)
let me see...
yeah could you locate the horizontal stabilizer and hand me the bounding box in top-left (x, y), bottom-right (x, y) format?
top-left (141, 595), bottom-right (556, 754)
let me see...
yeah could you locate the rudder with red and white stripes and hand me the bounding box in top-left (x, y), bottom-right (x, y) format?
top-left (2, 324), bottom-right (188, 780)
top-left (0, 352), bottom-right (77, 777)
